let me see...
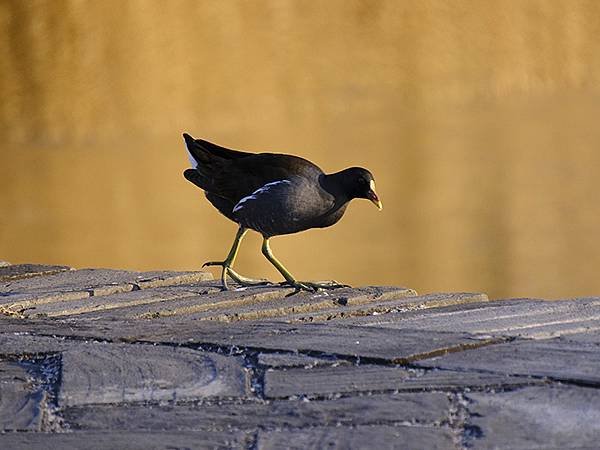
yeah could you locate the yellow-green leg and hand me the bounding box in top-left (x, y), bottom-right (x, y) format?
top-left (203, 227), bottom-right (269, 290)
top-left (261, 238), bottom-right (349, 294)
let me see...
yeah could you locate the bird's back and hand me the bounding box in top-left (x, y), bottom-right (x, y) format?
top-left (183, 135), bottom-right (325, 222)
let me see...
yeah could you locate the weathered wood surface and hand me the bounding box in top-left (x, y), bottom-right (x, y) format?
top-left (263, 365), bottom-right (543, 399)
top-left (0, 263), bottom-right (70, 281)
top-left (173, 285), bottom-right (418, 322)
top-left (415, 335), bottom-right (600, 384)
top-left (62, 392), bottom-right (451, 431)
top-left (59, 343), bottom-right (248, 406)
top-left (257, 352), bottom-right (352, 368)
top-left (0, 268), bottom-right (213, 316)
top-left (1, 319), bottom-right (500, 363)
top-left (351, 297), bottom-right (600, 338)
top-left (131, 321), bottom-right (504, 364)
top-left (0, 333), bottom-right (76, 356)
top-left (282, 291), bottom-right (490, 323)
top-left (2, 263), bottom-right (600, 449)
top-left (257, 425), bottom-right (455, 450)
top-left (0, 362), bottom-right (45, 431)
top-left (464, 385), bottom-right (600, 449)
top-left (0, 431), bottom-right (251, 449)
top-left (22, 284), bottom-right (222, 319)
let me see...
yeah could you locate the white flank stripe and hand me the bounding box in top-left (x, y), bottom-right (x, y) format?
top-left (232, 195), bottom-right (257, 212)
top-left (184, 138), bottom-right (198, 168)
top-left (232, 180), bottom-right (291, 213)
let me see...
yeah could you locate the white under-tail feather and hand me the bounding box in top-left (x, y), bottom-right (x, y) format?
top-left (184, 137), bottom-right (198, 168)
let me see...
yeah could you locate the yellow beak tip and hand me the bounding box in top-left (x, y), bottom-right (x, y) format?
top-left (370, 198), bottom-right (383, 210)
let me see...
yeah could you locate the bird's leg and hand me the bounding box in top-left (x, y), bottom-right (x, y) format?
top-left (203, 227), bottom-right (269, 290)
top-left (261, 238), bottom-right (312, 293)
top-left (261, 238), bottom-right (349, 294)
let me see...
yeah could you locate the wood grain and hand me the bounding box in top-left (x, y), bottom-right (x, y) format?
top-left (257, 425), bottom-right (455, 450)
top-left (59, 343), bottom-right (247, 406)
top-left (0, 362), bottom-right (44, 431)
top-left (264, 365), bottom-right (544, 398)
top-left (62, 392), bottom-right (451, 431)
top-left (415, 337), bottom-right (600, 384)
top-left (0, 431), bottom-right (251, 450)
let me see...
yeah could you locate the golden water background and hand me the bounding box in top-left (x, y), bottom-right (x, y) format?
top-left (2, 1), bottom-right (600, 299)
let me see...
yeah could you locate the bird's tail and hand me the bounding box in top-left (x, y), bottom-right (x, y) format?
top-left (183, 133), bottom-right (208, 169)
top-left (182, 132), bottom-right (252, 191)
top-left (182, 133), bottom-right (219, 190)
top-left (183, 168), bottom-right (210, 190)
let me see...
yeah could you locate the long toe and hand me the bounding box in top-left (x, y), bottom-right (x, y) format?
top-left (309, 280), bottom-right (351, 289)
top-left (279, 281), bottom-right (318, 295)
top-left (285, 280), bottom-right (350, 291)
top-left (225, 268), bottom-right (271, 287)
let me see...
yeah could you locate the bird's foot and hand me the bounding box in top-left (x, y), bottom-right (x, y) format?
top-left (202, 261), bottom-right (270, 290)
top-left (280, 280), bottom-right (350, 295)
top-left (316, 279), bottom-right (350, 288)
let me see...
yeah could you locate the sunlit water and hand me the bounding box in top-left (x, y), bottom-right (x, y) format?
top-left (2, 1), bottom-right (600, 299)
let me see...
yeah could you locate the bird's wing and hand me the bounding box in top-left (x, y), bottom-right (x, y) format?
top-left (206, 153), bottom-right (323, 203)
top-left (231, 176), bottom-right (334, 236)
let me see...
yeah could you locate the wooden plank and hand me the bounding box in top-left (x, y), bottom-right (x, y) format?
top-left (257, 352), bottom-right (352, 368)
top-left (555, 330), bottom-right (600, 344)
top-left (0, 269), bottom-right (213, 316)
top-left (73, 285), bottom-right (416, 322)
top-left (0, 334), bottom-right (75, 356)
top-left (415, 337), bottom-right (600, 384)
top-left (178, 285), bottom-right (417, 322)
top-left (62, 393), bottom-right (451, 431)
top-left (22, 284), bottom-right (221, 319)
top-left (0, 362), bottom-right (44, 431)
top-left (282, 292), bottom-right (489, 323)
top-left (0, 291), bottom-right (90, 318)
top-left (76, 285), bottom-right (294, 320)
top-left (352, 298), bottom-right (600, 339)
top-left (333, 298), bottom-right (531, 327)
top-left (132, 321), bottom-right (505, 364)
top-left (0, 264), bottom-right (71, 282)
top-left (1, 269), bottom-right (213, 297)
top-left (464, 385), bottom-right (600, 449)
top-left (0, 320), bottom-right (504, 365)
top-left (58, 343), bottom-right (248, 406)
top-left (0, 317), bottom-right (133, 339)
top-left (263, 365), bottom-right (544, 398)
top-left (0, 431), bottom-right (250, 449)
top-left (257, 425), bottom-right (454, 450)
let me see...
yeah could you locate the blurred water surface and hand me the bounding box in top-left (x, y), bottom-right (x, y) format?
top-left (1, 1), bottom-right (600, 299)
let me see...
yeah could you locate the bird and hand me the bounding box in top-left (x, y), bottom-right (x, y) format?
top-left (182, 133), bottom-right (382, 293)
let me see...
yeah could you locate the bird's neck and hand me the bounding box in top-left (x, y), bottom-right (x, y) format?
top-left (320, 171), bottom-right (351, 204)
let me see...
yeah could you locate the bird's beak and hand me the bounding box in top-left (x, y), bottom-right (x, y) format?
top-left (367, 180), bottom-right (383, 211)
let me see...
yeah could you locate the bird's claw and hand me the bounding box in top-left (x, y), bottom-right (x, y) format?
top-left (202, 260), bottom-right (224, 268)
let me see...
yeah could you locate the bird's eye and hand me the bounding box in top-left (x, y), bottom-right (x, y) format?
top-left (358, 178), bottom-right (368, 185)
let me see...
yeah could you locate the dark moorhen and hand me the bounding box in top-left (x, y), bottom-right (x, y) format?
top-left (183, 133), bottom-right (382, 293)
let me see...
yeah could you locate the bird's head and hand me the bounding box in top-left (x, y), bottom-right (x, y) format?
top-left (336, 167), bottom-right (383, 210)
